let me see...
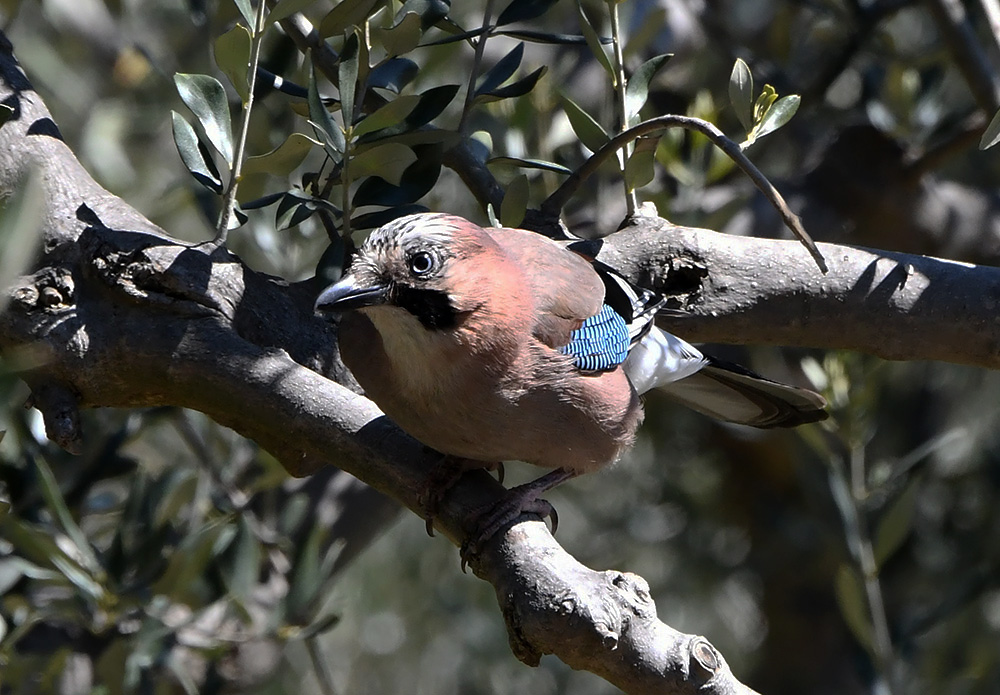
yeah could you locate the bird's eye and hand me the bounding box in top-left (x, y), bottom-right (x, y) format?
top-left (408, 251), bottom-right (435, 276)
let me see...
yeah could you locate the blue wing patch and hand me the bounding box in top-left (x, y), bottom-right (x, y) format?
top-left (559, 304), bottom-right (630, 371)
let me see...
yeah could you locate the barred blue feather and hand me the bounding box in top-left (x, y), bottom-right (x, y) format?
top-left (559, 304), bottom-right (630, 371)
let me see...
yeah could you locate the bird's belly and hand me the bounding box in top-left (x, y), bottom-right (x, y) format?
top-left (339, 312), bottom-right (642, 472)
top-left (371, 366), bottom-right (641, 474)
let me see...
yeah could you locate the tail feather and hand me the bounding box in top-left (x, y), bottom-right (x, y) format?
top-left (657, 357), bottom-right (828, 428)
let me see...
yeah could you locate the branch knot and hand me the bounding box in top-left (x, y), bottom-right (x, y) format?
top-left (689, 637), bottom-right (723, 684)
top-left (9, 266), bottom-right (74, 312)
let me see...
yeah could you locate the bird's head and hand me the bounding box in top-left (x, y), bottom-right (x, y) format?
top-left (314, 213), bottom-right (504, 330)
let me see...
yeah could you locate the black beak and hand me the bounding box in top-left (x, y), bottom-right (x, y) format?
top-left (314, 274), bottom-right (389, 314)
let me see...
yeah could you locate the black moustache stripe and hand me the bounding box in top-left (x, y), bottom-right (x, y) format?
top-left (392, 284), bottom-right (459, 330)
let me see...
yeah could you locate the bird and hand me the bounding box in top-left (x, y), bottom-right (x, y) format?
top-left (314, 212), bottom-right (826, 547)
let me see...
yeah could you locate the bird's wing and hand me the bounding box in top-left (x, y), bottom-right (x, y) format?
top-left (558, 304), bottom-right (632, 371)
top-left (656, 357), bottom-right (829, 428)
top-left (623, 325), bottom-right (708, 393)
top-left (590, 260), bottom-right (665, 346)
top-left (491, 226), bottom-right (605, 348)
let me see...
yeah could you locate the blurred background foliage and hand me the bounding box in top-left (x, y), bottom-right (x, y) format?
top-left (2, 0), bottom-right (1000, 694)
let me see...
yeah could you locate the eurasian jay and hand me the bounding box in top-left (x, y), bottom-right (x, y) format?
top-left (315, 212), bottom-right (826, 542)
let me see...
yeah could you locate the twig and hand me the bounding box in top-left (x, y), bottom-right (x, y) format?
top-left (977, 0), bottom-right (1000, 61)
top-left (306, 634), bottom-right (338, 695)
top-left (212, 0), bottom-right (269, 247)
top-left (904, 110), bottom-right (987, 177)
top-left (847, 446), bottom-right (897, 695)
top-left (541, 114), bottom-right (828, 272)
top-left (924, 0), bottom-right (1000, 114)
top-left (608, 0), bottom-right (637, 216)
top-left (459, 0), bottom-right (496, 133)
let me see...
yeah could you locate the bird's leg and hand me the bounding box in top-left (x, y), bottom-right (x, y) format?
top-left (419, 452), bottom-right (466, 537)
top-left (460, 467), bottom-right (578, 570)
top-left (420, 454), bottom-right (504, 537)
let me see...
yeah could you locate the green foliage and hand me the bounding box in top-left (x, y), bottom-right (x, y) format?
top-left (214, 25), bottom-right (252, 102)
top-left (496, 0), bottom-right (560, 26)
top-left (577, 2), bottom-right (614, 79)
top-left (475, 42), bottom-right (526, 98)
top-left (623, 135), bottom-right (657, 191)
top-left (0, 407), bottom-right (344, 693)
top-left (171, 110), bottom-right (224, 193)
top-left (500, 173), bottom-right (529, 227)
top-left (174, 74), bottom-right (234, 165)
top-left (729, 59), bottom-right (754, 133)
top-left (487, 156), bottom-right (572, 175)
top-left (873, 478), bottom-right (920, 567)
top-left (307, 62), bottom-right (346, 158)
top-left (728, 59), bottom-right (800, 150)
top-left (624, 53), bottom-right (672, 124)
top-left (561, 92), bottom-right (610, 152)
top-left (835, 563), bottom-right (873, 652)
top-left (242, 133), bottom-right (317, 177)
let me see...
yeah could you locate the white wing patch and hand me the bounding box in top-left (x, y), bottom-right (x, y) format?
top-left (623, 325), bottom-right (708, 395)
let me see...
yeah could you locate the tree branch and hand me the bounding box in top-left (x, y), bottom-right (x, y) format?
top-left (541, 114), bottom-right (828, 272)
top-left (598, 212), bottom-right (1000, 368)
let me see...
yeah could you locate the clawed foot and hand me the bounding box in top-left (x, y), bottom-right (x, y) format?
top-left (458, 467), bottom-right (577, 572)
top-left (460, 494), bottom-right (559, 572)
top-left (418, 453), bottom-right (466, 537)
top-left (419, 454), bottom-right (505, 536)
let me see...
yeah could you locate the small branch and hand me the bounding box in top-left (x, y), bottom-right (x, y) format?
top-left (924, 0), bottom-right (1000, 114)
top-left (608, 0), bottom-right (637, 216)
top-left (597, 216), bottom-right (1000, 369)
top-left (847, 447), bottom-right (897, 694)
top-left (213, 0), bottom-right (269, 247)
top-left (280, 13), bottom-right (341, 92)
top-left (459, 0), bottom-right (496, 133)
top-left (542, 114), bottom-right (828, 272)
top-left (978, 0), bottom-right (1000, 68)
top-left (904, 110), bottom-right (987, 177)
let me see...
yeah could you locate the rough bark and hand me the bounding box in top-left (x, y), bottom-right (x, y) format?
top-left (598, 215), bottom-right (1000, 368)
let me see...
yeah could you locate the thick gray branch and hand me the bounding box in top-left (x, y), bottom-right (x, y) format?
top-left (599, 213), bottom-right (1000, 368)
